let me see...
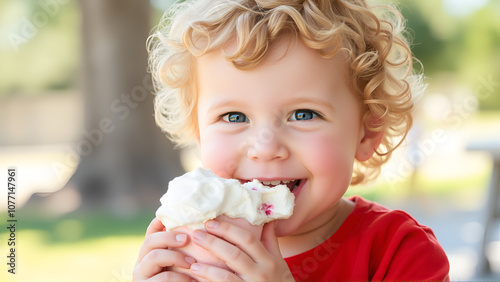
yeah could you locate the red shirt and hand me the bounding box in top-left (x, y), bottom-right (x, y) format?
top-left (284, 196), bottom-right (450, 281)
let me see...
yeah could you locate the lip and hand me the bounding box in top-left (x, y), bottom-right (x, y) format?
top-left (291, 178), bottom-right (306, 197)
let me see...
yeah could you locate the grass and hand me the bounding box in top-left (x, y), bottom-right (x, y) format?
top-left (345, 163), bottom-right (491, 213)
top-left (347, 168), bottom-right (489, 200)
top-left (10, 210), bottom-right (153, 244)
top-left (2, 231), bottom-right (142, 282)
top-left (0, 210), bottom-right (153, 282)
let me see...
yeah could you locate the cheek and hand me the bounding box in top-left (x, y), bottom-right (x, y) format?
top-left (199, 132), bottom-right (241, 179)
top-left (303, 132), bottom-right (357, 186)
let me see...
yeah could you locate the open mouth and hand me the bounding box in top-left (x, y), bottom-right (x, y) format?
top-left (240, 179), bottom-right (302, 192)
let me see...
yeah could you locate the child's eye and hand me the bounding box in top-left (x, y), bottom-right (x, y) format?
top-left (289, 109), bottom-right (319, 121)
top-left (221, 112), bottom-right (249, 123)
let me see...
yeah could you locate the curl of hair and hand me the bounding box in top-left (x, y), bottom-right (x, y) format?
top-left (148, 0), bottom-right (424, 185)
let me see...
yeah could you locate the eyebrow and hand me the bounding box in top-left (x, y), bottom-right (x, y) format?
top-left (206, 97), bottom-right (247, 113)
top-left (204, 94), bottom-right (336, 113)
top-left (287, 96), bottom-right (335, 111)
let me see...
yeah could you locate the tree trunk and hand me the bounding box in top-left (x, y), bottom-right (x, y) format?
top-left (70, 0), bottom-right (183, 214)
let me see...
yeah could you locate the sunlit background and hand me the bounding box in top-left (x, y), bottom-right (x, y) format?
top-left (1, 0), bottom-right (499, 281)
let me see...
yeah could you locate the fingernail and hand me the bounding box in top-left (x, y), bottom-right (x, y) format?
top-left (193, 230), bottom-right (205, 240)
top-left (176, 234), bottom-right (187, 242)
top-left (185, 256), bottom-right (196, 265)
top-left (191, 263), bottom-right (201, 273)
top-left (206, 220), bottom-right (218, 229)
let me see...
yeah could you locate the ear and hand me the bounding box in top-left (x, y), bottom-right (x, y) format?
top-left (355, 116), bottom-right (384, 162)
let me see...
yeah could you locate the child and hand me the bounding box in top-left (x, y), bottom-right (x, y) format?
top-left (134, 0), bottom-right (450, 280)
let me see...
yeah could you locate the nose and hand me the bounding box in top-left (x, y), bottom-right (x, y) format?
top-left (246, 128), bottom-right (289, 161)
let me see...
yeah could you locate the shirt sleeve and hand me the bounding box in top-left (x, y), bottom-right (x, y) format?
top-left (372, 211), bottom-right (450, 281)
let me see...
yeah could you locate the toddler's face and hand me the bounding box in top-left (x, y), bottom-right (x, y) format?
top-left (196, 37), bottom-right (367, 236)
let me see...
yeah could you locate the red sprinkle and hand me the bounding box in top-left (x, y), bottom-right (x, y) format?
top-left (260, 203), bottom-right (274, 216)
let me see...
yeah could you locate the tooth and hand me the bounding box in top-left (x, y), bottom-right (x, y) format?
top-left (282, 180), bottom-right (290, 184)
top-left (271, 180), bottom-right (280, 185)
top-left (262, 181), bottom-right (272, 185)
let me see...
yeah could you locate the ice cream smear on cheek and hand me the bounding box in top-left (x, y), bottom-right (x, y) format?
top-left (156, 167), bottom-right (295, 231)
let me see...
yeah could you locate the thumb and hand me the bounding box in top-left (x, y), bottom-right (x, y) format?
top-left (261, 221), bottom-right (281, 256)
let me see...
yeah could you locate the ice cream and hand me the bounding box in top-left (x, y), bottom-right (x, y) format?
top-left (156, 167), bottom-right (295, 231)
top-left (156, 168), bottom-right (295, 280)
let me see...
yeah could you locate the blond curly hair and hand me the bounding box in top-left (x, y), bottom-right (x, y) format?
top-left (148, 0), bottom-right (423, 185)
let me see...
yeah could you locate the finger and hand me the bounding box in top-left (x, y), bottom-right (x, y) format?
top-left (190, 263), bottom-right (244, 282)
top-left (148, 271), bottom-right (193, 282)
top-left (145, 218), bottom-right (165, 237)
top-left (193, 221), bottom-right (259, 267)
top-left (261, 221), bottom-right (281, 256)
top-left (139, 248), bottom-right (196, 278)
top-left (137, 231), bottom-right (189, 263)
top-left (205, 220), bottom-right (269, 260)
top-left (133, 263), bottom-right (193, 282)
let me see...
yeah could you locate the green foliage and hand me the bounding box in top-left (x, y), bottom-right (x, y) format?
top-left (0, 0), bottom-right (80, 95)
top-left (396, 0), bottom-right (500, 111)
top-left (398, 1), bottom-right (459, 74)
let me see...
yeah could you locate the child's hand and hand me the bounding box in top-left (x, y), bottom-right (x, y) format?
top-left (133, 218), bottom-right (196, 281)
top-left (189, 220), bottom-right (295, 281)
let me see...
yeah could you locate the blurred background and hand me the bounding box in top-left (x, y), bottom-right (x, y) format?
top-left (0, 0), bottom-right (499, 281)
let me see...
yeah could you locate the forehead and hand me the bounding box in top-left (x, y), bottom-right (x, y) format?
top-left (207, 35), bottom-right (345, 65)
top-left (196, 35), bottom-right (349, 93)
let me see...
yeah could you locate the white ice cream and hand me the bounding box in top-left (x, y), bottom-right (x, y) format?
top-left (156, 167), bottom-right (295, 230)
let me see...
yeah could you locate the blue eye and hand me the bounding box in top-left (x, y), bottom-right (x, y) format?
top-left (289, 109), bottom-right (318, 121)
top-left (222, 112), bottom-right (249, 123)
